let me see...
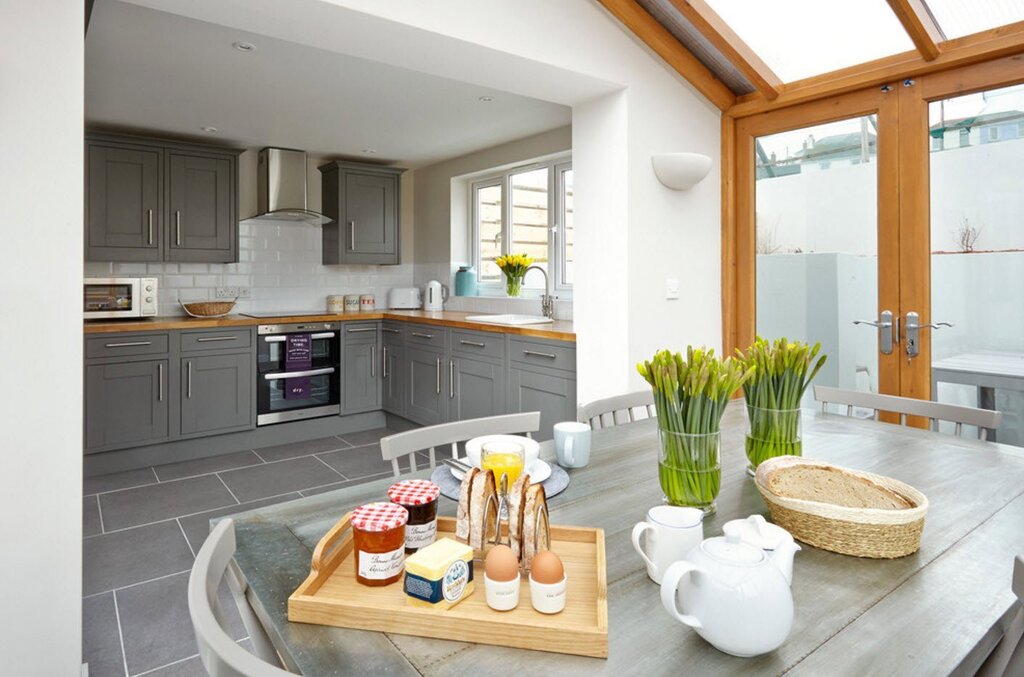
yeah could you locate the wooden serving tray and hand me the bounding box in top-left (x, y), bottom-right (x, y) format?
top-left (288, 514), bottom-right (608, 658)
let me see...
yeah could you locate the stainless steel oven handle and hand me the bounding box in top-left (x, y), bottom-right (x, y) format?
top-left (187, 360), bottom-right (192, 399)
top-left (263, 367), bottom-right (336, 380)
top-left (371, 345), bottom-right (376, 378)
top-left (105, 340), bottom-right (152, 348)
top-left (264, 332), bottom-right (336, 343)
top-left (435, 357), bottom-right (440, 394)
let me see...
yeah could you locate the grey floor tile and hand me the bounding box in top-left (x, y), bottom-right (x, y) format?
top-left (84, 495), bottom-right (102, 537)
top-left (85, 467), bottom-right (157, 496)
top-left (218, 456), bottom-right (342, 502)
top-left (153, 450), bottom-right (263, 482)
top-left (316, 445), bottom-right (429, 480)
top-left (143, 640), bottom-right (253, 676)
top-left (253, 435), bottom-right (351, 463)
top-left (336, 427), bottom-right (399, 448)
top-left (99, 475), bottom-right (237, 532)
top-left (178, 493), bottom-right (302, 554)
top-left (117, 572), bottom-right (245, 676)
top-left (82, 592), bottom-right (125, 677)
top-left (83, 521), bottom-right (194, 596)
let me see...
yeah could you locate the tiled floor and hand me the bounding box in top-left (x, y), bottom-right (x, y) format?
top-left (82, 427), bottom-right (418, 676)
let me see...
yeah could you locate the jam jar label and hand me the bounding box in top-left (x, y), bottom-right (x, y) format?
top-left (405, 520), bottom-right (437, 549)
top-left (442, 559), bottom-right (470, 603)
top-left (358, 547), bottom-right (405, 580)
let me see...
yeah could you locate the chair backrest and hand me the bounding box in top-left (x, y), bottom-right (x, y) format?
top-left (813, 385), bottom-right (1002, 440)
top-left (188, 519), bottom-right (293, 677)
top-left (978, 555), bottom-right (1024, 677)
top-left (578, 390), bottom-right (655, 430)
top-left (379, 412), bottom-right (542, 477)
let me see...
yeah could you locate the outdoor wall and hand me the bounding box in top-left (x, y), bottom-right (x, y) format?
top-left (0, 0), bottom-right (84, 672)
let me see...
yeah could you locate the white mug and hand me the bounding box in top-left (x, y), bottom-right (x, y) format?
top-left (553, 421), bottom-right (591, 468)
top-left (632, 506), bottom-right (704, 584)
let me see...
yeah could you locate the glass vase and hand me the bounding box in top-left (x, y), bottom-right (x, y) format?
top-left (505, 275), bottom-right (523, 297)
top-left (745, 406), bottom-right (802, 477)
top-left (656, 429), bottom-right (721, 515)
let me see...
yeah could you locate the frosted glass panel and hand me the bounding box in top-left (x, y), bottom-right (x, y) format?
top-left (925, 0), bottom-right (1024, 39)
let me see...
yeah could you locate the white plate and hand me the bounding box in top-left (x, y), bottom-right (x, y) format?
top-left (449, 458), bottom-right (552, 484)
top-left (464, 434), bottom-right (541, 468)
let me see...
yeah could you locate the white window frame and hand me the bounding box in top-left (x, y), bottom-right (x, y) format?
top-left (470, 154), bottom-right (572, 297)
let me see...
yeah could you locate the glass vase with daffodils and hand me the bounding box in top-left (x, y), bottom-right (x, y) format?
top-left (494, 253), bottom-right (533, 297)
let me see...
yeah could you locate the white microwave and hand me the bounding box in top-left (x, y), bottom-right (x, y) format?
top-left (84, 277), bottom-right (158, 319)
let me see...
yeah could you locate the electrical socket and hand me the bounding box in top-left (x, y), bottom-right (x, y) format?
top-left (216, 286), bottom-right (251, 299)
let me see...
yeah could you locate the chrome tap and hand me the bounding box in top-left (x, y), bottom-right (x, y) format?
top-left (525, 265), bottom-right (555, 319)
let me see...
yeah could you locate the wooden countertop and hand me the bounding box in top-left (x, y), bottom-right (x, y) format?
top-left (83, 310), bottom-right (575, 341)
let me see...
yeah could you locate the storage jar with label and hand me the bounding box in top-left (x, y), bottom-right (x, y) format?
top-left (351, 502), bottom-right (409, 586)
top-left (387, 479), bottom-right (440, 554)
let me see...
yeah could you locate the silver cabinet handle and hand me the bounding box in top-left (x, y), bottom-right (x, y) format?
top-left (175, 210), bottom-right (182, 246)
top-left (370, 345), bottom-right (376, 378)
top-left (157, 363), bottom-right (163, 402)
top-left (105, 340), bottom-right (152, 348)
top-left (411, 332), bottom-right (434, 339)
top-left (435, 357), bottom-right (441, 394)
top-left (449, 360), bottom-right (454, 399)
top-left (346, 327), bottom-right (377, 333)
top-left (186, 360), bottom-right (193, 399)
top-left (382, 345), bottom-right (388, 379)
top-left (459, 339), bottom-right (486, 348)
top-left (382, 327), bottom-right (400, 334)
top-left (147, 209), bottom-right (153, 245)
top-left (349, 220), bottom-right (356, 251)
top-left (196, 336), bottom-right (237, 342)
top-left (523, 349), bottom-right (557, 359)
top-left (264, 367), bottom-right (335, 380)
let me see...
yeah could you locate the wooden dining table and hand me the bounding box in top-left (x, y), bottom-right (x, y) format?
top-left (224, 402), bottom-right (1024, 676)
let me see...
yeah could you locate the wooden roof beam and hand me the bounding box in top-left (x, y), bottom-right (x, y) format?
top-left (667, 0), bottom-right (784, 100)
top-left (886, 0), bottom-right (946, 61)
top-left (596, 0), bottom-right (737, 110)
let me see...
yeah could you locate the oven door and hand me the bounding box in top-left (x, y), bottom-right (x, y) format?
top-left (257, 326), bottom-right (341, 425)
top-left (84, 278), bottom-right (142, 319)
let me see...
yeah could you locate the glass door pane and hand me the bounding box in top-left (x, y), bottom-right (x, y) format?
top-left (755, 115), bottom-right (880, 409)
top-left (929, 83), bottom-right (1024, 445)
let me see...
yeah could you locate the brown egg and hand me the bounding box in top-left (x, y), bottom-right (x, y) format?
top-left (530, 550), bottom-right (565, 585)
top-left (484, 545), bottom-right (519, 582)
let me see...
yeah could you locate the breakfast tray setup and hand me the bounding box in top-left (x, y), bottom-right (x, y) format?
top-left (288, 514), bottom-right (609, 657)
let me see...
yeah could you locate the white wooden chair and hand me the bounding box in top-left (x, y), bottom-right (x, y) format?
top-left (578, 390), bottom-right (655, 430)
top-left (188, 518), bottom-right (292, 676)
top-left (379, 412), bottom-right (541, 477)
top-left (813, 385), bottom-right (1002, 440)
top-left (977, 555), bottom-right (1024, 676)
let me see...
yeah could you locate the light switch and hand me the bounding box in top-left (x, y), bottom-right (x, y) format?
top-left (666, 278), bottom-right (680, 300)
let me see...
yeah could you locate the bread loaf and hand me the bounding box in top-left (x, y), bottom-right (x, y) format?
top-left (455, 467), bottom-right (478, 543)
top-left (766, 464), bottom-right (913, 510)
top-left (521, 484), bottom-right (549, 570)
top-left (507, 473), bottom-right (531, 561)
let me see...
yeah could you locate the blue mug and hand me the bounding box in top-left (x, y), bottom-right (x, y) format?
top-left (554, 422), bottom-right (592, 468)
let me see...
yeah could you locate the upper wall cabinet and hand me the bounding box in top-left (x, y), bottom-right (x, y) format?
top-left (86, 133), bottom-right (241, 263)
top-left (320, 161), bottom-right (404, 265)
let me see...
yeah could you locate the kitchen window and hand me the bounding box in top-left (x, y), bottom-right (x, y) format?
top-left (471, 155), bottom-right (573, 294)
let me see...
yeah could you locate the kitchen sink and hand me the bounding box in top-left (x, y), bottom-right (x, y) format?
top-left (464, 314), bottom-right (554, 326)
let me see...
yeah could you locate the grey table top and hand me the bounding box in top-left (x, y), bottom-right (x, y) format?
top-left (224, 403), bottom-right (1024, 676)
top-left (933, 351), bottom-right (1024, 381)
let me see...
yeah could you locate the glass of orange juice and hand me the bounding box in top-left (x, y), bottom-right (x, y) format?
top-left (481, 440), bottom-right (525, 493)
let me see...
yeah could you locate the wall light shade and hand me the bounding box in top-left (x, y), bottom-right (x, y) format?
top-left (651, 152), bottom-right (712, 191)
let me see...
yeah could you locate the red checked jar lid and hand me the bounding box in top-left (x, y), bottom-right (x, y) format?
top-left (351, 502), bottom-right (409, 532)
top-left (387, 479), bottom-right (441, 506)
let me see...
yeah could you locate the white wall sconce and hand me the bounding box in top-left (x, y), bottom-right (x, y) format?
top-left (652, 152), bottom-right (712, 191)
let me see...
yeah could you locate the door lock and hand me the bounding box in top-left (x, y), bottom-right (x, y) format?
top-left (904, 312), bottom-right (953, 358)
top-left (853, 310), bottom-right (895, 355)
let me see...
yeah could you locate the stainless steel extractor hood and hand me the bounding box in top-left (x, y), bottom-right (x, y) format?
top-left (246, 147), bottom-right (331, 225)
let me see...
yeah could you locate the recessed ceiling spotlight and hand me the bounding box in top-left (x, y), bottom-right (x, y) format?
top-left (361, 148), bottom-right (377, 154)
top-left (200, 126), bottom-right (218, 134)
top-left (479, 95), bottom-right (495, 102)
top-left (232, 41), bottom-right (256, 53)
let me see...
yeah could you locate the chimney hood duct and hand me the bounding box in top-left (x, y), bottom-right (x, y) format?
top-left (246, 147), bottom-right (331, 225)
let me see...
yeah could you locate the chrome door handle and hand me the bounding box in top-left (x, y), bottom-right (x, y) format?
top-left (904, 312), bottom-right (954, 358)
top-left (196, 336), bottom-right (237, 342)
top-left (435, 357), bottom-right (441, 394)
top-left (449, 360), bottom-right (454, 399)
top-left (176, 210), bottom-right (182, 246)
top-left (349, 221), bottom-right (356, 250)
top-left (157, 363), bottom-right (164, 402)
top-left (186, 360), bottom-right (193, 399)
top-left (147, 209), bottom-right (153, 245)
top-left (459, 340), bottom-right (486, 348)
top-left (853, 310), bottom-right (895, 355)
top-left (104, 340), bottom-right (152, 348)
top-left (523, 349), bottom-right (557, 359)
top-left (382, 345), bottom-right (388, 379)
top-left (263, 367), bottom-right (336, 380)
top-left (371, 345), bottom-right (376, 378)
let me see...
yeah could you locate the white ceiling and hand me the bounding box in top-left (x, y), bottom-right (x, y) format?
top-left (85, 0), bottom-right (572, 167)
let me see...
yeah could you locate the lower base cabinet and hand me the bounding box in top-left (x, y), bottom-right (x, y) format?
top-left (406, 347), bottom-right (446, 425)
top-left (85, 360), bottom-right (169, 451)
top-left (381, 343), bottom-right (404, 416)
top-left (343, 340), bottom-right (381, 413)
top-left (180, 353), bottom-right (253, 435)
top-left (508, 367), bottom-right (576, 441)
top-left (449, 356), bottom-right (505, 422)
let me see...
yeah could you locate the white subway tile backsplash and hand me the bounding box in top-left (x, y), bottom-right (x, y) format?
top-left (162, 274), bottom-right (194, 288)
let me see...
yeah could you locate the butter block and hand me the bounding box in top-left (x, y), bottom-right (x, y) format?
top-left (403, 537), bottom-right (474, 608)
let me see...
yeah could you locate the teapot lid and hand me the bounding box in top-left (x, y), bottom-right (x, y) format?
top-left (702, 528), bottom-right (765, 566)
top-left (723, 514), bottom-right (793, 551)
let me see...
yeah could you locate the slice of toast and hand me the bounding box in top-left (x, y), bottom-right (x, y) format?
top-left (521, 483), bottom-right (549, 570)
top-left (469, 469), bottom-right (497, 550)
top-left (455, 467), bottom-right (478, 543)
top-left (766, 464), bottom-right (913, 510)
top-left (508, 473), bottom-right (531, 561)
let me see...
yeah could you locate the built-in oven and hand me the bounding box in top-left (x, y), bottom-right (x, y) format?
top-left (257, 322), bottom-right (340, 425)
top-left (84, 277), bottom-right (158, 319)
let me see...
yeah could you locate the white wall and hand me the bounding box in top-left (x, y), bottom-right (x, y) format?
top-left (0, 0), bottom-right (83, 672)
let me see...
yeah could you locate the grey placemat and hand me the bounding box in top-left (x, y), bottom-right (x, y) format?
top-left (430, 462), bottom-right (570, 502)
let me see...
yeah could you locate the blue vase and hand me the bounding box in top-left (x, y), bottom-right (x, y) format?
top-left (454, 266), bottom-right (477, 296)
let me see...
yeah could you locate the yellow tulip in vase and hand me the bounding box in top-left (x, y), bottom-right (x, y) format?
top-left (495, 253), bottom-right (533, 297)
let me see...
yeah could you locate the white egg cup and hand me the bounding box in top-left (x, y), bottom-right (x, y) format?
top-left (528, 573), bottom-right (567, 614)
top-left (484, 573), bottom-right (521, 611)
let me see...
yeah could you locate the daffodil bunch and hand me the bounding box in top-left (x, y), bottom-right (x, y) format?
top-left (494, 253), bottom-right (534, 297)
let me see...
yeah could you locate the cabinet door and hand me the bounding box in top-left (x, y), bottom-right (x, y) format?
top-left (180, 353), bottom-right (253, 435)
top-left (87, 144), bottom-right (161, 261)
top-left (344, 171), bottom-right (397, 260)
top-left (508, 368), bottom-right (576, 441)
top-left (85, 360), bottom-right (169, 452)
top-left (382, 343), bottom-right (405, 416)
top-left (343, 340), bottom-right (381, 412)
top-left (450, 356), bottom-right (505, 422)
top-left (406, 347), bottom-right (446, 425)
top-left (167, 153), bottom-right (234, 262)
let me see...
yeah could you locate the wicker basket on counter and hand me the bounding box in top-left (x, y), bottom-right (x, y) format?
top-left (754, 456), bottom-right (929, 559)
top-left (179, 299), bottom-right (236, 318)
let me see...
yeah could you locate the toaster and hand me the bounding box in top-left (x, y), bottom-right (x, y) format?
top-left (388, 287), bottom-right (422, 309)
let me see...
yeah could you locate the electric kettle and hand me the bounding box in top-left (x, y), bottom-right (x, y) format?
top-left (424, 280), bottom-right (448, 311)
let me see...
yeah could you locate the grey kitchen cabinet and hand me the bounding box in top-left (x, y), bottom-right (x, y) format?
top-left (166, 152), bottom-right (236, 263)
top-left (320, 161), bottom-right (404, 265)
top-left (449, 355), bottom-right (506, 422)
top-left (508, 367), bottom-right (576, 441)
top-left (342, 324), bottom-right (382, 413)
top-left (405, 346), bottom-right (447, 425)
top-left (85, 359), bottom-right (169, 452)
top-left (180, 353), bottom-right (253, 436)
top-left (381, 323), bottom-right (405, 416)
top-left (86, 142), bottom-right (162, 262)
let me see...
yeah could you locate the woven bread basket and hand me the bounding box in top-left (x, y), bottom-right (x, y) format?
top-left (755, 456), bottom-right (928, 559)
top-left (180, 300), bottom-right (236, 318)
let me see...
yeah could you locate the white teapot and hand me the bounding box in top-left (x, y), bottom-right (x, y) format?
top-left (660, 516), bottom-right (800, 657)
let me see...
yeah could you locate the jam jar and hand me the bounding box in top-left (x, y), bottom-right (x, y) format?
top-left (387, 479), bottom-right (441, 554)
top-left (351, 502), bottom-right (409, 586)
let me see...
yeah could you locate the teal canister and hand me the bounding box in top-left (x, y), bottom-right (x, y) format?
top-left (454, 266), bottom-right (477, 296)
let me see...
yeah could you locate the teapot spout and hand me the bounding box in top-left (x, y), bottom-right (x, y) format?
top-left (770, 536), bottom-right (801, 585)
